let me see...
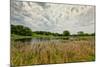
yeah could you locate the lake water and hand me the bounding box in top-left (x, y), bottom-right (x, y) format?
top-left (15, 38), bottom-right (62, 44)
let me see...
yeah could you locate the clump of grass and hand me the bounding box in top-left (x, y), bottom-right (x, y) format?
top-left (11, 37), bottom-right (95, 66)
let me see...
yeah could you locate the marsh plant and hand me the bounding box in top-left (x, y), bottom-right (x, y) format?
top-left (11, 37), bottom-right (95, 66)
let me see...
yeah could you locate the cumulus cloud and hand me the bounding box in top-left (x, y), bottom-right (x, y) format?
top-left (11, 1), bottom-right (95, 34)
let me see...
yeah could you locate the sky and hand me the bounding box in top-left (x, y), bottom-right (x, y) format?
top-left (11, 0), bottom-right (95, 34)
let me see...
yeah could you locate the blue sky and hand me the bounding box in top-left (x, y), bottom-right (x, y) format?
top-left (11, 1), bottom-right (95, 34)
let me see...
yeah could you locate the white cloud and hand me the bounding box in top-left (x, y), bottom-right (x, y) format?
top-left (11, 1), bottom-right (95, 34)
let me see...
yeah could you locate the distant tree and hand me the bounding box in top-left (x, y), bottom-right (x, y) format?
top-left (72, 34), bottom-right (77, 36)
top-left (53, 33), bottom-right (59, 36)
top-left (23, 27), bottom-right (33, 36)
top-left (77, 31), bottom-right (84, 36)
top-left (11, 25), bottom-right (32, 36)
top-left (11, 25), bottom-right (15, 34)
top-left (91, 33), bottom-right (95, 36)
top-left (32, 31), bottom-right (63, 36)
top-left (77, 31), bottom-right (93, 36)
top-left (85, 33), bottom-right (89, 36)
top-left (63, 30), bottom-right (70, 36)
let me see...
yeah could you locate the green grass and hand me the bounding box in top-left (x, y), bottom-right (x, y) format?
top-left (11, 36), bottom-right (95, 66)
top-left (12, 33), bottom-right (94, 40)
top-left (11, 34), bottom-right (32, 40)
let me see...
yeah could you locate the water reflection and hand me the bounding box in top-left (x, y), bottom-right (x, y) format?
top-left (15, 38), bottom-right (61, 45)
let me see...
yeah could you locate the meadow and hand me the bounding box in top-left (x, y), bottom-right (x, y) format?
top-left (11, 36), bottom-right (95, 66)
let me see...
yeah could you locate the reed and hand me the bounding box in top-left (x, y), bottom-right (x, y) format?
top-left (11, 38), bottom-right (95, 66)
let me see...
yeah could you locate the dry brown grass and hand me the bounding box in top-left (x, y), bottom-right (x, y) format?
top-left (11, 37), bottom-right (95, 66)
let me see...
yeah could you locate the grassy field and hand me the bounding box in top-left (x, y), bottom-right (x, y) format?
top-left (11, 36), bottom-right (95, 66)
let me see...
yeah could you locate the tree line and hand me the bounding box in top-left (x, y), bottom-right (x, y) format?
top-left (11, 25), bottom-right (32, 36)
top-left (11, 24), bottom-right (95, 36)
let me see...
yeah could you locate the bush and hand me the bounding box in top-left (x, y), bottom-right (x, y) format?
top-left (11, 25), bottom-right (32, 36)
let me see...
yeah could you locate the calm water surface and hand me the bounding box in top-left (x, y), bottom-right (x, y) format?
top-left (15, 38), bottom-right (62, 45)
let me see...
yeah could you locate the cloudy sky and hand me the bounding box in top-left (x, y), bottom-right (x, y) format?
top-left (11, 0), bottom-right (95, 34)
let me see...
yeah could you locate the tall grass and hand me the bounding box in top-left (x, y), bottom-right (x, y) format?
top-left (11, 37), bottom-right (95, 66)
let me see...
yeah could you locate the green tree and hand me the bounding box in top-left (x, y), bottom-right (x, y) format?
top-left (11, 25), bottom-right (32, 36)
top-left (77, 31), bottom-right (84, 36)
top-left (91, 33), bottom-right (95, 36)
top-left (63, 30), bottom-right (70, 36)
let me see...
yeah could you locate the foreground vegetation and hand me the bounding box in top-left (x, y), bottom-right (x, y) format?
top-left (11, 36), bottom-right (95, 66)
top-left (11, 24), bottom-right (95, 66)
